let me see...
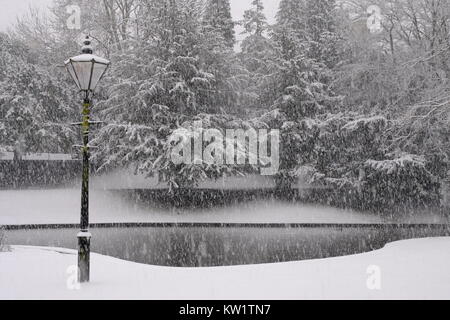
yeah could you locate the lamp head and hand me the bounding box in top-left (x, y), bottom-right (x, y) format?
top-left (65, 36), bottom-right (110, 92)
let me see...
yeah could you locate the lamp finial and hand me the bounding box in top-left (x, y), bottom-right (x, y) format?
top-left (81, 35), bottom-right (93, 54)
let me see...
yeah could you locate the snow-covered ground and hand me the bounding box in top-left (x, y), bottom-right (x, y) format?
top-left (1, 188), bottom-right (447, 225)
top-left (0, 237), bottom-right (449, 299)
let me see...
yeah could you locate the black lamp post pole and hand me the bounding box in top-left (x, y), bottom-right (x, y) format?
top-left (78, 94), bottom-right (91, 283)
top-left (66, 36), bottom-right (110, 283)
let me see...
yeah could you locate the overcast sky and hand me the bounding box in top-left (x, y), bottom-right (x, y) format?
top-left (0, 0), bottom-right (280, 34)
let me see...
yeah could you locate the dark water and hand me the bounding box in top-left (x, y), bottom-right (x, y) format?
top-left (4, 225), bottom-right (449, 267)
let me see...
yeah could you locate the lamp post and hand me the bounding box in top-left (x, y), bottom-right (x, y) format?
top-left (65, 36), bottom-right (110, 283)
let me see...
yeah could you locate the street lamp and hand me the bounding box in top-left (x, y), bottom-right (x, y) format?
top-left (65, 36), bottom-right (110, 283)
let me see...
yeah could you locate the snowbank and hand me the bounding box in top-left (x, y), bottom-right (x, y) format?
top-left (1, 237), bottom-right (449, 299)
top-left (0, 188), bottom-right (385, 225)
top-left (2, 188), bottom-right (448, 226)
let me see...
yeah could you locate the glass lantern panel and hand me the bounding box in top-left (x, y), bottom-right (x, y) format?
top-left (66, 63), bottom-right (81, 89)
top-left (71, 60), bottom-right (94, 91)
top-left (90, 63), bottom-right (109, 90)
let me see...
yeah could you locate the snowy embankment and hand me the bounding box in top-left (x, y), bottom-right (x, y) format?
top-left (1, 189), bottom-right (447, 225)
top-left (1, 237), bottom-right (449, 299)
top-left (0, 188), bottom-right (385, 225)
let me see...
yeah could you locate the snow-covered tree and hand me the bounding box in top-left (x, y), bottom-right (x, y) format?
top-left (261, 0), bottom-right (344, 186)
top-left (335, 0), bottom-right (450, 186)
top-left (241, 0), bottom-right (267, 37)
top-left (270, 0), bottom-right (342, 119)
top-left (361, 154), bottom-right (441, 211)
top-left (238, 0), bottom-right (275, 113)
top-left (91, 0), bottom-right (250, 189)
top-left (291, 113), bottom-right (441, 212)
top-left (0, 33), bottom-right (76, 155)
top-left (302, 0), bottom-right (342, 68)
top-left (203, 0), bottom-right (236, 48)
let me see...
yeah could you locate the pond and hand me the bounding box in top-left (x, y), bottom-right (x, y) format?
top-left (3, 224), bottom-right (449, 267)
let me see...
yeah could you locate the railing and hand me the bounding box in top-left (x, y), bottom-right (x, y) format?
top-left (2, 222), bottom-right (449, 230)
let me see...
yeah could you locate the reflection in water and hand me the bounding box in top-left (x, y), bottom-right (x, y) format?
top-left (4, 226), bottom-right (450, 267)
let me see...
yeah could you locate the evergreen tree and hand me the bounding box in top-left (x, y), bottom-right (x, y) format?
top-left (302, 0), bottom-right (341, 68)
top-left (240, 0), bottom-right (272, 74)
top-left (267, 0), bottom-right (343, 185)
top-left (0, 33), bottom-right (76, 154)
top-left (239, 0), bottom-right (275, 113)
top-left (264, 0), bottom-right (342, 122)
top-left (276, 0), bottom-right (305, 34)
top-left (242, 0), bottom-right (267, 37)
top-left (203, 0), bottom-right (235, 48)
top-left (199, 0), bottom-right (249, 116)
top-left (92, 0), bottom-right (247, 188)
